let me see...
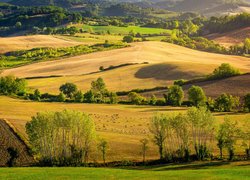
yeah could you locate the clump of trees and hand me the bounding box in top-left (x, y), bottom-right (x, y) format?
top-left (188, 85), bottom-right (207, 107)
top-left (0, 75), bottom-right (27, 95)
top-left (164, 85), bottom-right (184, 106)
top-left (208, 63), bottom-right (241, 80)
top-left (150, 107), bottom-right (214, 161)
top-left (26, 110), bottom-right (96, 166)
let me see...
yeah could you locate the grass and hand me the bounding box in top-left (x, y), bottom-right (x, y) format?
top-left (0, 96), bottom-right (249, 161)
top-left (78, 25), bottom-right (172, 35)
top-left (0, 161), bottom-right (249, 179)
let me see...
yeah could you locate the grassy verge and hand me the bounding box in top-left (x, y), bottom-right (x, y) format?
top-left (0, 161), bottom-right (249, 179)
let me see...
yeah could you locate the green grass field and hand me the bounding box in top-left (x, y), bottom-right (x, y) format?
top-left (79, 25), bottom-right (172, 35)
top-left (0, 161), bottom-right (249, 179)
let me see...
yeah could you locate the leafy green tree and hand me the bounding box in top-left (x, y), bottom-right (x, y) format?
top-left (98, 139), bottom-right (108, 164)
top-left (214, 94), bottom-right (240, 112)
top-left (33, 89), bottom-right (41, 101)
top-left (57, 92), bottom-right (66, 102)
top-left (15, 22), bottom-right (22, 28)
top-left (26, 110), bottom-right (96, 165)
top-left (241, 119), bottom-right (250, 159)
top-left (74, 91), bottom-right (83, 103)
top-left (0, 76), bottom-right (27, 95)
top-left (59, 83), bottom-right (77, 98)
top-left (123, 35), bottom-right (134, 43)
top-left (188, 86), bottom-right (207, 107)
top-left (149, 95), bottom-right (157, 105)
top-left (84, 90), bottom-right (96, 103)
top-left (216, 123), bottom-right (227, 159)
top-left (187, 107), bottom-right (214, 160)
top-left (244, 93), bottom-right (250, 112)
top-left (150, 114), bottom-right (168, 160)
top-left (218, 117), bottom-right (240, 160)
top-left (209, 63), bottom-right (240, 79)
top-left (166, 85), bottom-right (184, 106)
top-left (128, 92), bottom-right (145, 105)
top-left (109, 92), bottom-right (118, 104)
top-left (244, 38), bottom-right (250, 54)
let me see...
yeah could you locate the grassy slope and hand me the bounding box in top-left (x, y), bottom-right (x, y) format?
top-left (79, 25), bottom-right (172, 35)
top-left (0, 96), bottom-right (249, 161)
top-left (0, 161), bottom-right (249, 179)
top-left (2, 41), bottom-right (250, 94)
top-left (0, 35), bottom-right (84, 54)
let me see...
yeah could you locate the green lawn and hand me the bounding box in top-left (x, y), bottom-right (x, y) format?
top-left (81, 25), bottom-right (172, 35)
top-left (0, 162), bottom-right (249, 180)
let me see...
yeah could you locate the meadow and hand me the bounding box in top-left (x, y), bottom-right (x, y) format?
top-left (77, 24), bottom-right (172, 35)
top-left (0, 161), bottom-right (249, 179)
top-left (0, 96), bottom-right (249, 162)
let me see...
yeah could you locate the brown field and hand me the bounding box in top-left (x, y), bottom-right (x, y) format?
top-left (2, 41), bottom-right (250, 94)
top-left (0, 119), bottom-right (34, 166)
top-left (142, 74), bottom-right (250, 99)
top-left (206, 27), bottom-right (250, 48)
top-left (0, 96), bottom-right (249, 161)
top-left (0, 35), bottom-right (83, 54)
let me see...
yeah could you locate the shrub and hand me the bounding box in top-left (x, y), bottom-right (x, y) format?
top-left (123, 35), bottom-right (134, 43)
top-left (188, 86), bottom-right (207, 107)
top-left (174, 79), bottom-right (187, 86)
top-left (208, 63), bottom-right (241, 80)
top-left (59, 83), bottom-right (78, 98)
top-left (244, 93), bottom-right (250, 112)
top-left (214, 94), bottom-right (240, 112)
top-left (128, 92), bottom-right (146, 105)
top-left (57, 92), bottom-right (66, 102)
top-left (166, 85), bottom-right (184, 106)
top-left (0, 76), bottom-right (27, 95)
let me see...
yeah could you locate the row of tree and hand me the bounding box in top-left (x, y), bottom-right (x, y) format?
top-left (149, 107), bottom-right (250, 162)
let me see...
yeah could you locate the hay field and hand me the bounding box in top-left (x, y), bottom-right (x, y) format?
top-left (0, 35), bottom-right (83, 54)
top-left (0, 96), bottom-right (249, 161)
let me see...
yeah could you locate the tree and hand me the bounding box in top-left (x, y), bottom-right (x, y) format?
top-left (140, 138), bottom-right (149, 163)
top-left (15, 22), bottom-right (22, 28)
top-left (0, 76), bottom-right (27, 95)
top-left (26, 110), bottom-right (96, 165)
top-left (90, 78), bottom-right (108, 103)
top-left (166, 85), bottom-right (184, 106)
top-left (84, 90), bottom-right (96, 103)
top-left (244, 93), bottom-right (250, 112)
top-left (244, 38), bottom-right (250, 54)
top-left (149, 95), bottom-right (157, 105)
top-left (33, 89), bottom-right (41, 101)
top-left (187, 107), bottom-right (214, 160)
top-left (218, 117), bottom-right (240, 160)
top-left (216, 123), bottom-right (227, 159)
top-left (59, 83), bottom-right (77, 98)
top-left (57, 92), bottom-right (65, 102)
top-left (188, 86), bottom-right (207, 107)
top-left (74, 91), bottom-right (83, 103)
top-left (214, 94), bottom-right (240, 112)
top-left (128, 92), bottom-right (145, 105)
top-left (98, 139), bottom-right (108, 164)
top-left (241, 119), bottom-right (250, 159)
top-left (123, 35), bottom-right (134, 43)
top-left (209, 63), bottom-right (240, 79)
top-left (109, 92), bottom-right (118, 104)
top-left (149, 114), bottom-right (168, 159)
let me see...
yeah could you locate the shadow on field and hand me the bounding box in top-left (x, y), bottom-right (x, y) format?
top-left (151, 161), bottom-right (230, 171)
top-left (135, 64), bottom-right (199, 80)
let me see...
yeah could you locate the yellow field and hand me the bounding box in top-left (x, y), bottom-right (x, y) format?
top-left (0, 96), bottom-right (249, 161)
top-left (2, 41), bottom-right (250, 94)
top-left (0, 35), bottom-right (86, 54)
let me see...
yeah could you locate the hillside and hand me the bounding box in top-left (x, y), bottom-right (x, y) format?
top-left (141, 73), bottom-right (250, 99)
top-left (0, 119), bottom-right (34, 167)
top-left (0, 35), bottom-right (83, 54)
top-left (206, 27), bottom-right (250, 47)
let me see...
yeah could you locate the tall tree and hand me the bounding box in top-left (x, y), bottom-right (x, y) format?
top-left (188, 86), bottom-right (207, 107)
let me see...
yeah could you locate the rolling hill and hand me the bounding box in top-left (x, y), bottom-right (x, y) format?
top-left (1, 41), bottom-right (250, 94)
top-left (206, 27), bottom-right (250, 47)
top-left (0, 35), bottom-right (83, 54)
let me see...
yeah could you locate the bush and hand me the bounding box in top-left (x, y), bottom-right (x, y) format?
top-left (165, 85), bottom-right (184, 106)
top-left (188, 86), bottom-right (207, 107)
top-left (123, 35), bottom-right (134, 43)
top-left (214, 94), bottom-right (240, 112)
top-left (128, 92), bottom-right (146, 105)
top-left (0, 76), bottom-right (27, 95)
top-left (208, 63), bottom-right (241, 80)
top-left (244, 93), bottom-right (250, 112)
top-left (174, 79), bottom-right (187, 86)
